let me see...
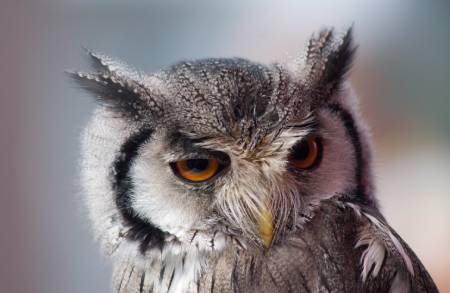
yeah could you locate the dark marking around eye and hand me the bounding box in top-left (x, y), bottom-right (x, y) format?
top-left (112, 128), bottom-right (167, 254)
top-left (327, 103), bottom-right (368, 204)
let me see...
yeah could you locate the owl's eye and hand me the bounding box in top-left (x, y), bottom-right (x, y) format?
top-left (171, 159), bottom-right (223, 183)
top-left (289, 136), bottom-right (321, 170)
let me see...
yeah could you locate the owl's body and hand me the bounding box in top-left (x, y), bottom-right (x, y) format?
top-left (72, 28), bottom-right (437, 292)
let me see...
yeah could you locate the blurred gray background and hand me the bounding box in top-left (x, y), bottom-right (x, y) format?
top-left (1, 0), bottom-right (449, 292)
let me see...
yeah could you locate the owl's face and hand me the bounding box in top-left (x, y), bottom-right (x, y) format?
top-left (74, 28), bottom-right (374, 258)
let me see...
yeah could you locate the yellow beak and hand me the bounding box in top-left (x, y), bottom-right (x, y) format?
top-left (258, 206), bottom-right (273, 248)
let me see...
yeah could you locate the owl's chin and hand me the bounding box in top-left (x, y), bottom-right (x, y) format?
top-left (118, 213), bottom-right (248, 260)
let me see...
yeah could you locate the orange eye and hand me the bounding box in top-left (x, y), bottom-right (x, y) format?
top-left (171, 159), bottom-right (221, 182)
top-left (290, 136), bottom-right (321, 170)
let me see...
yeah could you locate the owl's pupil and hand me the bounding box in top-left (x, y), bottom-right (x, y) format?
top-left (292, 141), bottom-right (310, 161)
top-left (186, 159), bottom-right (209, 172)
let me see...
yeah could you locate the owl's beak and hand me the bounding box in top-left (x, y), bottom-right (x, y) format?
top-left (258, 206), bottom-right (273, 248)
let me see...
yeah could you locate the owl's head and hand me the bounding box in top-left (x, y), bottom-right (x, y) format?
top-left (72, 28), bottom-right (375, 259)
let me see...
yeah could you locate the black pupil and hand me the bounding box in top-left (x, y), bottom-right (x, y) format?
top-left (186, 159), bottom-right (209, 172)
top-left (292, 140), bottom-right (310, 161)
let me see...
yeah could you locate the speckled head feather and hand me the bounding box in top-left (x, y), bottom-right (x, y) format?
top-left (71, 27), bottom-right (355, 143)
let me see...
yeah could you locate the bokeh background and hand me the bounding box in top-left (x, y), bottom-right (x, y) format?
top-left (1, 0), bottom-right (449, 292)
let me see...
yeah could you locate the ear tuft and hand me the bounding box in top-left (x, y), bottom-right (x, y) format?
top-left (321, 27), bottom-right (356, 92)
top-left (67, 70), bottom-right (151, 119)
top-left (67, 51), bottom-right (161, 120)
top-left (304, 27), bottom-right (357, 104)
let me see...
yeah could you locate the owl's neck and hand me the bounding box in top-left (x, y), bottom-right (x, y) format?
top-left (112, 248), bottom-right (205, 292)
top-left (111, 227), bottom-right (242, 292)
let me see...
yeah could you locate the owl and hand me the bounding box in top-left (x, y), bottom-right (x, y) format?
top-left (70, 28), bottom-right (438, 292)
